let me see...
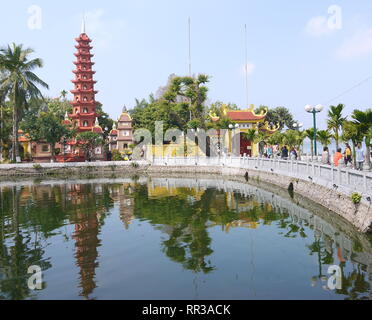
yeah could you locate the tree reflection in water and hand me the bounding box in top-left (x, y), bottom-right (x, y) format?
top-left (0, 178), bottom-right (371, 300)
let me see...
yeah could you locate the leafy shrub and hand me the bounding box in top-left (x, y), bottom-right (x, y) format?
top-left (33, 164), bottom-right (42, 171)
top-left (112, 149), bottom-right (122, 161)
top-left (351, 192), bottom-right (362, 205)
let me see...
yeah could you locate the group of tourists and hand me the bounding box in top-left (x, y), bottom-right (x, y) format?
top-left (322, 143), bottom-right (368, 171)
top-left (261, 145), bottom-right (299, 161)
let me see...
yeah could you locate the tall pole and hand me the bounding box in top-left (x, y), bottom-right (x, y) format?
top-left (188, 17), bottom-right (192, 77)
top-left (244, 24), bottom-right (249, 108)
top-left (188, 17), bottom-right (192, 121)
top-left (313, 111), bottom-right (318, 156)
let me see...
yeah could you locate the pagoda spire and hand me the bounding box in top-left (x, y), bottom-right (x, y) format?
top-left (81, 15), bottom-right (86, 34)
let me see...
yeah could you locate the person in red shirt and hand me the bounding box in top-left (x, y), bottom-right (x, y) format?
top-left (334, 148), bottom-right (343, 167)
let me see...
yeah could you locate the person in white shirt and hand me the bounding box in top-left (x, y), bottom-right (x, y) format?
top-left (355, 143), bottom-right (365, 171)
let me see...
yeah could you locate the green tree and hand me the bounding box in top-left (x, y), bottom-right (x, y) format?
top-left (242, 129), bottom-right (257, 146)
top-left (0, 44), bottom-right (48, 162)
top-left (131, 75), bottom-right (210, 139)
top-left (21, 111), bottom-right (73, 162)
top-left (256, 106), bottom-right (296, 130)
top-left (76, 131), bottom-right (103, 162)
top-left (316, 130), bottom-right (333, 149)
top-left (327, 104), bottom-right (347, 150)
top-left (267, 131), bottom-right (284, 146)
top-left (352, 109), bottom-right (372, 169)
top-left (306, 128), bottom-right (315, 158)
top-left (96, 103), bottom-right (114, 138)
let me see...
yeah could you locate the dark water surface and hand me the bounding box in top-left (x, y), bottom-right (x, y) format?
top-left (0, 176), bottom-right (371, 300)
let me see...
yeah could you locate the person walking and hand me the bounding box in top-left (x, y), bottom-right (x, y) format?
top-left (344, 143), bottom-right (352, 167)
top-left (322, 147), bottom-right (330, 165)
top-left (281, 146), bottom-right (289, 160)
top-left (355, 143), bottom-right (365, 171)
top-left (334, 148), bottom-right (343, 167)
top-left (267, 146), bottom-right (273, 159)
top-left (290, 148), bottom-right (298, 161)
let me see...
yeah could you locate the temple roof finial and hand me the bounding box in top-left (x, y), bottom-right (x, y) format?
top-left (122, 105), bottom-right (128, 113)
top-left (65, 111), bottom-right (69, 120)
top-left (95, 117), bottom-right (99, 127)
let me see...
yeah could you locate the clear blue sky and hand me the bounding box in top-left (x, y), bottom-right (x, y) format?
top-left (1, 0), bottom-right (372, 129)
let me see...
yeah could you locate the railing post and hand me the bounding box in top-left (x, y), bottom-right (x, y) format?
top-left (338, 167), bottom-right (342, 185)
top-left (363, 172), bottom-right (367, 192)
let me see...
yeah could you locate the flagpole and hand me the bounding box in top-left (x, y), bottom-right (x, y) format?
top-left (244, 24), bottom-right (249, 108)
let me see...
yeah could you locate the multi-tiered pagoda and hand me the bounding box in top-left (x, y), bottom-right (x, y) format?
top-left (63, 24), bottom-right (105, 161)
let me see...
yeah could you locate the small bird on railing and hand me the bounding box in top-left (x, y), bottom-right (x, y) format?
top-left (255, 166), bottom-right (258, 170)
top-left (270, 169), bottom-right (274, 173)
top-left (333, 184), bottom-right (339, 190)
top-left (308, 176), bottom-right (313, 181)
top-left (366, 196), bottom-right (371, 203)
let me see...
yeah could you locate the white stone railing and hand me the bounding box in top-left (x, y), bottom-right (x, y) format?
top-left (152, 155), bottom-right (372, 196)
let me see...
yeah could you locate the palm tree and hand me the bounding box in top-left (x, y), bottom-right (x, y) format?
top-left (0, 70), bottom-right (6, 162)
top-left (0, 44), bottom-right (48, 162)
top-left (352, 109), bottom-right (372, 169)
top-left (306, 128), bottom-right (315, 158)
top-left (316, 130), bottom-right (333, 150)
top-left (327, 104), bottom-right (347, 150)
top-left (60, 90), bottom-right (68, 101)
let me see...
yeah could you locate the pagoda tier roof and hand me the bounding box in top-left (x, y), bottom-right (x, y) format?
top-left (73, 61), bottom-right (95, 66)
top-left (74, 53), bottom-right (94, 58)
top-left (93, 126), bottom-right (103, 134)
top-left (69, 113), bottom-right (97, 119)
top-left (70, 89), bottom-right (98, 94)
top-left (75, 45), bottom-right (93, 50)
top-left (109, 130), bottom-right (118, 136)
top-left (72, 79), bottom-right (97, 84)
top-left (71, 101), bottom-right (97, 106)
top-left (77, 127), bottom-right (94, 132)
top-left (118, 112), bottom-right (132, 122)
top-left (75, 34), bottom-right (92, 42)
top-left (73, 69), bottom-right (96, 75)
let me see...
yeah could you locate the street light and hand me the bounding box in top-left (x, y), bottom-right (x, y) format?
top-left (305, 104), bottom-right (324, 157)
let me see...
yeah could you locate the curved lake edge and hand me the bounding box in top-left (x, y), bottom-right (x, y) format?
top-left (1, 161), bottom-right (371, 233)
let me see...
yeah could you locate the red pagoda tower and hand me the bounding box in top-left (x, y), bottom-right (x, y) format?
top-left (70, 23), bottom-right (99, 132)
top-left (63, 22), bottom-right (104, 162)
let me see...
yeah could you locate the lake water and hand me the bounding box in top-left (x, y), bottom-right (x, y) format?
top-left (0, 176), bottom-right (371, 300)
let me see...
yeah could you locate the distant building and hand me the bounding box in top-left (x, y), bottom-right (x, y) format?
top-left (109, 106), bottom-right (134, 152)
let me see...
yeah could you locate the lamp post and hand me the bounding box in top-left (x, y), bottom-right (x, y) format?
top-left (305, 104), bottom-right (324, 158)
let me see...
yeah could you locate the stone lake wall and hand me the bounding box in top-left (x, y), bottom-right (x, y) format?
top-left (0, 160), bottom-right (371, 233)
